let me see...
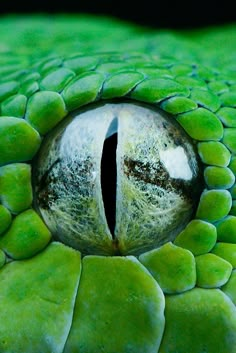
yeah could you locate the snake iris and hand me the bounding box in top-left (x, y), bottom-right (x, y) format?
top-left (0, 15), bottom-right (235, 353)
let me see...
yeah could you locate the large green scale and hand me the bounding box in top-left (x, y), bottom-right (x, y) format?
top-left (0, 14), bottom-right (235, 352)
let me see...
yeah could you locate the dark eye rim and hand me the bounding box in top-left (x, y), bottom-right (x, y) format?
top-left (31, 100), bottom-right (204, 256)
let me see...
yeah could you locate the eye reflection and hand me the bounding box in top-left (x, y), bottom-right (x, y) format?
top-left (159, 147), bottom-right (193, 180)
top-left (33, 102), bottom-right (203, 256)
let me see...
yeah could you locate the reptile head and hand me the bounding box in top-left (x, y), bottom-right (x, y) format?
top-left (0, 15), bottom-right (235, 353)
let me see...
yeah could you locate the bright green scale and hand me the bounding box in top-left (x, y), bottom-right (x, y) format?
top-left (0, 14), bottom-right (236, 353)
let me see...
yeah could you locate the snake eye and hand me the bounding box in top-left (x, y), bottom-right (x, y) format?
top-left (33, 102), bottom-right (203, 255)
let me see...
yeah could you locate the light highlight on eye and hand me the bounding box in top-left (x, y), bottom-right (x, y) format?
top-left (159, 146), bottom-right (193, 180)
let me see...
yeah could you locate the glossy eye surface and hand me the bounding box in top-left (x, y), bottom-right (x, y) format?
top-left (33, 102), bottom-right (203, 255)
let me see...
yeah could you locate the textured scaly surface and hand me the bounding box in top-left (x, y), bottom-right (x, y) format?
top-left (0, 14), bottom-right (235, 353)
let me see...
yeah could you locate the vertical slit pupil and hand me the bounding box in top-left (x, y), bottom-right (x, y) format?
top-left (101, 118), bottom-right (118, 237)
